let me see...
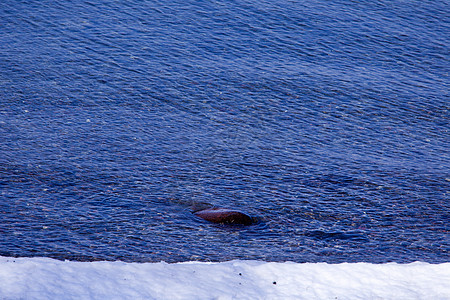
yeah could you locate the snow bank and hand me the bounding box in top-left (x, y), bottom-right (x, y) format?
top-left (0, 256), bottom-right (448, 299)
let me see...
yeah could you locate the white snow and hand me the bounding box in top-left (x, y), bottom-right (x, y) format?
top-left (0, 256), bottom-right (448, 299)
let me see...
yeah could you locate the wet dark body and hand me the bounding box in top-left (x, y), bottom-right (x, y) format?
top-left (193, 208), bottom-right (253, 225)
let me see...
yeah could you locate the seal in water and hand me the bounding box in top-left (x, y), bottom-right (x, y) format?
top-left (193, 207), bottom-right (253, 225)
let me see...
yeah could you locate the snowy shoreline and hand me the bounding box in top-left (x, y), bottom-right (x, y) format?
top-left (0, 256), bottom-right (448, 299)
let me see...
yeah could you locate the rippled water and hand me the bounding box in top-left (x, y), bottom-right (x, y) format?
top-left (0, 0), bottom-right (448, 263)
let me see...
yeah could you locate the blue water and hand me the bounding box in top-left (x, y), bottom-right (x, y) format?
top-left (0, 0), bottom-right (448, 263)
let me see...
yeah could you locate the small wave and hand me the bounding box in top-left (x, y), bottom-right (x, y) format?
top-left (305, 230), bottom-right (368, 241)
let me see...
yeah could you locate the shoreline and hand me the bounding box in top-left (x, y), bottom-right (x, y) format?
top-left (1, 256), bottom-right (448, 299)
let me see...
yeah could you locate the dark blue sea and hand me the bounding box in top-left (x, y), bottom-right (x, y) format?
top-left (0, 0), bottom-right (448, 263)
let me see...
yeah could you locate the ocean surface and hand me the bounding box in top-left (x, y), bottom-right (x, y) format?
top-left (0, 0), bottom-right (448, 263)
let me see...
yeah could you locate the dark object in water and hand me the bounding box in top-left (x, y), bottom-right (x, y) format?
top-left (194, 208), bottom-right (253, 225)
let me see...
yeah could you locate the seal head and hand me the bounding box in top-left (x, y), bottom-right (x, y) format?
top-left (194, 208), bottom-right (253, 225)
